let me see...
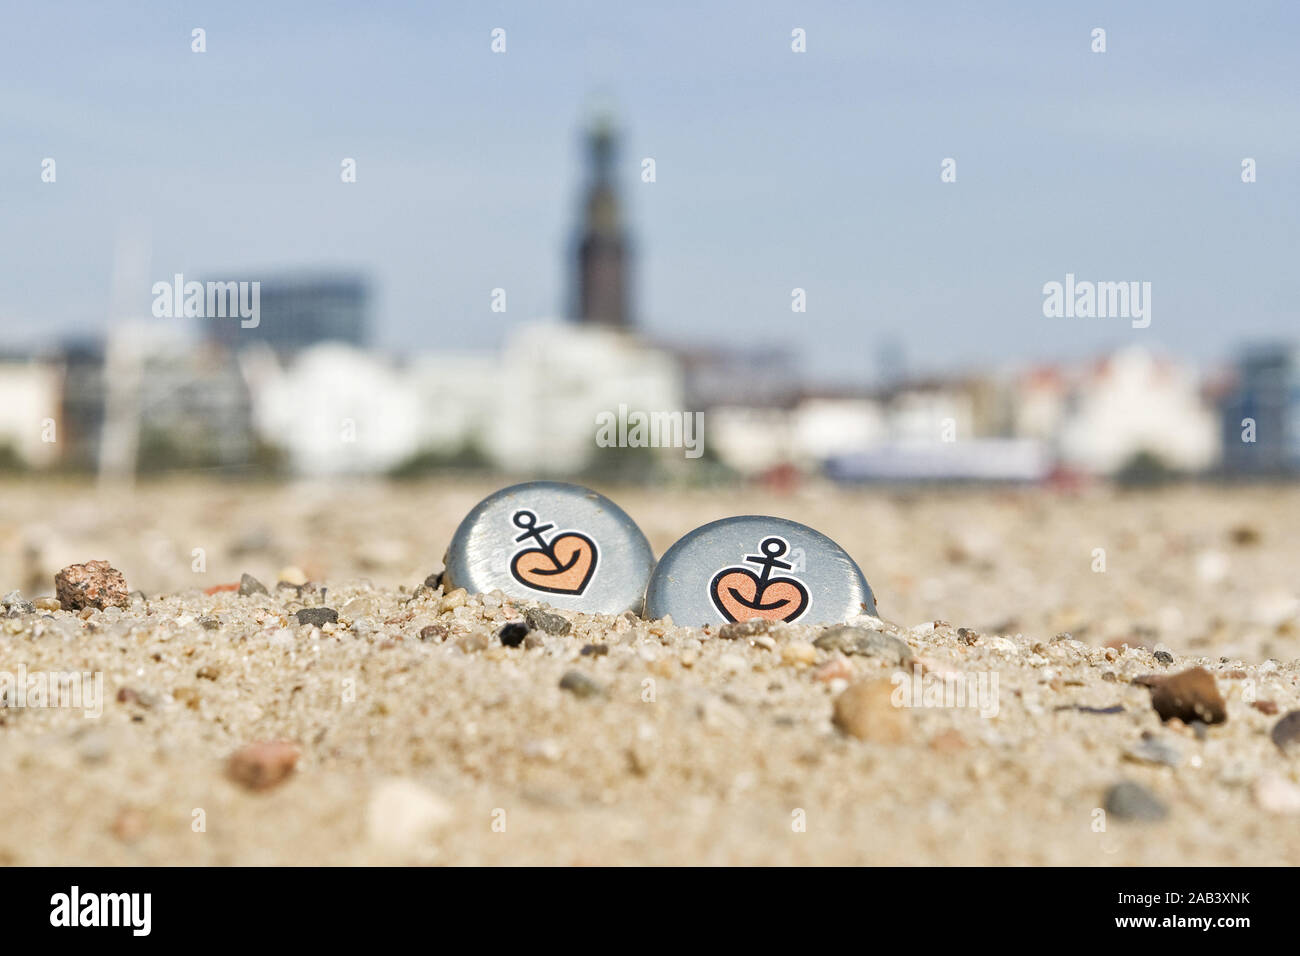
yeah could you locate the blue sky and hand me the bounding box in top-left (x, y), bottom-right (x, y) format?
top-left (3, 1), bottom-right (1297, 382)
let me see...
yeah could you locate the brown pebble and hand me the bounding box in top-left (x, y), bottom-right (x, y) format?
top-left (111, 808), bottom-right (149, 843)
top-left (929, 728), bottom-right (968, 753)
top-left (196, 665), bottom-right (220, 681)
top-left (419, 623), bottom-right (449, 641)
top-left (172, 686), bottom-right (200, 710)
top-left (1146, 667), bottom-right (1227, 725)
top-left (1253, 700), bottom-right (1280, 716)
top-left (226, 741), bottom-right (300, 791)
top-left (1271, 711), bottom-right (1300, 754)
top-left (832, 679), bottom-right (904, 743)
top-left (116, 687), bottom-right (153, 708)
top-left (54, 560), bottom-right (130, 611)
top-left (34, 597), bottom-right (61, 611)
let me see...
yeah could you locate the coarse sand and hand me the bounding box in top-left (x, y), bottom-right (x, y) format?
top-left (1, 478), bottom-right (1298, 865)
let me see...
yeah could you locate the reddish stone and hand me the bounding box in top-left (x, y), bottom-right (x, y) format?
top-left (226, 741), bottom-right (300, 792)
top-left (54, 560), bottom-right (129, 611)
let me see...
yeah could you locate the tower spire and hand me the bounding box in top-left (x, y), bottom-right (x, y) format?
top-left (573, 113), bottom-right (630, 329)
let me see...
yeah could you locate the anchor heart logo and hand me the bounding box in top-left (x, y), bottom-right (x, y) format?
top-left (709, 536), bottom-right (810, 623)
top-left (508, 509), bottom-right (599, 595)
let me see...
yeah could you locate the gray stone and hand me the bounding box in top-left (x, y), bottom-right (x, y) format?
top-left (1153, 650), bottom-right (1174, 665)
top-left (524, 606), bottom-right (571, 636)
top-left (1105, 781), bottom-right (1169, 822)
top-left (296, 607), bottom-right (339, 627)
top-left (1123, 734), bottom-right (1182, 768)
top-left (1271, 710), bottom-right (1300, 754)
top-left (814, 626), bottom-right (913, 666)
top-left (559, 670), bottom-right (603, 699)
top-left (2, 591), bottom-right (34, 614)
top-left (239, 573), bottom-right (269, 597)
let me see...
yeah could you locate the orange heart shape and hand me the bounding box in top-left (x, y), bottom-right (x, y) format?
top-left (511, 532), bottom-right (598, 595)
top-left (711, 569), bottom-right (809, 623)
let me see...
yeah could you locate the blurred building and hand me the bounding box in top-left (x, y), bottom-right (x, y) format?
top-left (0, 353), bottom-right (62, 468)
top-left (1220, 343), bottom-right (1300, 475)
top-left (251, 321), bottom-right (682, 477)
top-left (210, 273), bottom-right (370, 356)
top-left (250, 342), bottom-right (423, 476)
top-left (56, 339), bottom-right (109, 471)
top-left (52, 329), bottom-right (253, 475)
top-left (1056, 346), bottom-right (1220, 475)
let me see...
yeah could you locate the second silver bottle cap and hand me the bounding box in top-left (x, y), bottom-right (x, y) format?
top-left (643, 515), bottom-right (876, 626)
top-left (442, 481), bottom-right (655, 615)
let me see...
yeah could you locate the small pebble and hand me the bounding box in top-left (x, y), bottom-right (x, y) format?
top-left (2, 590), bottom-right (34, 614)
top-left (419, 623), bottom-right (449, 642)
top-left (1254, 774), bottom-right (1300, 814)
top-left (196, 664), bottom-right (221, 681)
top-left (457, 633), bottom-right (489, 653)
top-left (226, 741), bottom-right (299, 791)
top-left (111, 807), bottom-right (149, 843)
top-left (296, 607), bottom-right (339, 627)
top-left (524, 606), bottom-right (571, 636)
top-left (781, 641), bottom-right (818, 666)
top-left (54, 560), bottom-right (129, 611)
top-left (1105, 781), bottom-right (1169, 822)
top-left (238, 573), bottom-right (269, 597)
top-left (580, 643), bottom-right (609, 656)
top-left (498, 621), bottom-right (528, 647)
top-left (1124, 733), bottom-right (1183, 768)
top-left (278, 566), bottom-right (308, 586)
top-left (366, 778), bottom-right (452, 849)
top-left (1055, 704), bottom-right (1124, 715)
top-left (812, 657), bottom-right (854, 683)
top-left (559, 670), bottom-right (604, 698)
top-left (814, 626), bottom-right (913, 666)
top-left (199, 615), bottom-right (220, 630)
top-left (1153, 650), bottom-right (1174, 665)
top-left (718, 618), bottom-right (778, 641)
top-left (34, 597), bottom-right (61, 611)
top-left (831, 679), bottom-right (904, 743)
top-left (1145, 666), bottom-right (1227, 725)
top-left (1253, 700), bottom-right (1279, 716)
top-left (1270, 711), bottom-right (1300, 754)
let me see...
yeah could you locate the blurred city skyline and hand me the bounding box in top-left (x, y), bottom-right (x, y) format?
top-left (3, 1), bottom-right (1299, 382)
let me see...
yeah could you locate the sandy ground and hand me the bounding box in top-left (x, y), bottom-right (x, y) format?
top-left (1, 477), bottom-right (1299, 865)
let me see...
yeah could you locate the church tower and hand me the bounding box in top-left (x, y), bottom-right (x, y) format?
top-left (573, 115), bottom-right (631, 329)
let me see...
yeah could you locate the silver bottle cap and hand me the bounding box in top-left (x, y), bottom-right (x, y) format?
top-left (443, 481), bottom-right (654, 615)
top-left (643, 515), bottom-right (876, 626)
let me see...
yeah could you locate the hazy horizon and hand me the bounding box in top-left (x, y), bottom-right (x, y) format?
top-left (4, 1), bottom-right (1297, 383)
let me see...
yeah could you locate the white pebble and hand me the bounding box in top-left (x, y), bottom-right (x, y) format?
top-left (367, 779), bottom-right (452, 849)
